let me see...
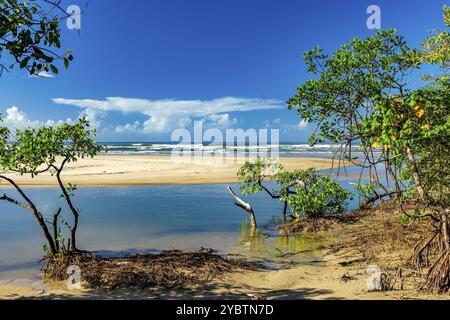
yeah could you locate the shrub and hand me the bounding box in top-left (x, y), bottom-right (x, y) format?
top-left (287, 169), bottom-right (352, 218)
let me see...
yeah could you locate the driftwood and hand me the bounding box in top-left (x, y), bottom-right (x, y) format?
top-left (42, 249), bottom-right (252, 289)
top-left (227, 186), bottom-right (257, 229)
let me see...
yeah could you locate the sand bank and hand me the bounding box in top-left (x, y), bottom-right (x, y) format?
top-left (0, 256), bottom-right (444, 300)
top-left (0, 261), bottom-right (369, 300)
top-left (0, 156), bottom-right (342, 187)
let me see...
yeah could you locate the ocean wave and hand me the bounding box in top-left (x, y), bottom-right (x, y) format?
top-left (99, 143), bottom-right (347, 157)
top-left (281, 144), bottom-right (339, 150)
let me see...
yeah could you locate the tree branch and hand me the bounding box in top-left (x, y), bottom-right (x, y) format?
top-left (0, 194), bottom-right (32, 209)
top-left (227, 186), bottom-right (257, 229)
top-left (52, 207), bottom-right (62, 252)
top-left (52, 158), bottom-right (79, 251)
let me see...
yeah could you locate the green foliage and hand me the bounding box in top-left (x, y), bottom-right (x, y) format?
top-left (0, 118), bottom-right (103, 255)
top-left (422, 5), bottom-right (450, 75)
top-left (398, 209), bottom-right (426, 226)
top-left (237, 159), bottom-right (352, 219)
top-left (0, 0), bottom-right (74, 76)
top-left (352, 182), bottom-right (378, 202)
top-left (288, 16), bottom-right (449, 213)
top-left (288, 30), bottom-right (421, 147)
top-left (399, 85), bottom-right (449, 205)
top-left (286, 30), bottom-right (424, 204)
top-left (286, 6), bottom-right (449, 292)
top-left (0, 118), bottom-right (9, 148)
top-left (237, 157), bottom-right (281, 195)
top-left (42, 244), bottom-right (50, 254)
top-left (286, 169), bottom-right (352, 218)
top-left (362, 85), bottom-right (449, 150)
top-left (275, 169), bottom-right (305, 202)
top-left (364, 81), bottom-right (450, 206)
top-left (0, 118), bottom-right (103, 176)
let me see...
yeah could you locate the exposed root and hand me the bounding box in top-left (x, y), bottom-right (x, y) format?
top-left (408, 230), bottom-right (439, 270)
top-left (42, 249), bottom-right (253, 290)
top-left (327, 201), bottom-right (427, 260)
top-left (408, 208), bottom-right (450, 293)
top-left (325, 200), bottom-right (432, 292)
top-left (423, 250), bottom-right (450, 293)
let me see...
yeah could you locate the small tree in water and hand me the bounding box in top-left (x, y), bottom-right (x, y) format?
top-left (237, 158), bottom-right (351, 222)
top-left (284, 168), bottom-right (352, 219)
top-left (0, 118), bottom-right (103, 256)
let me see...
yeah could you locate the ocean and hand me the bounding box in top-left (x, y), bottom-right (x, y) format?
top-left (98, 142), bottom-right (353, 158)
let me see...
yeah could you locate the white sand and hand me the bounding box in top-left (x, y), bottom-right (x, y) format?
top-left (0, 155), bottom-right (341, 187)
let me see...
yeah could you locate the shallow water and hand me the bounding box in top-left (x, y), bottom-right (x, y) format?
top-left (0, 177), bottom-right (361, 281)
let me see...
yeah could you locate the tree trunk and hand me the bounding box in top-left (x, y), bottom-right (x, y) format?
top-left (247, 208), bottom-right (257, 230)
top-left (422, 208), bottom-right (450, 293)
top-left (70, 214), bottom-right (79, 251)
top-left (0, 175), bottom-right (57, 254)
top-left (386, 165), bottom-right (401, 200)
top-left (362, 190), bottom-right (404, 207)
top-left (406, 146), bottom-right (426, 201)
top-left (35, 209), bottom-right (57, 254)
top-left (52, 208), bottom-right (62, 252)
top-left (283, 200), bottom-right (288, 224)
top-left (441, 209), bottom-right (450, 252)
top-left (227, 186), bottom-right (257, 229)
top-left (55, 163), bottom-right (79, 251)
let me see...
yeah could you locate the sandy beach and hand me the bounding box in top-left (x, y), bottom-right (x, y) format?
top-left (0, 155), bottom-right (341, 187)
top-left (0, 258), bottom-right (384, 300)
top-left (1, 254), bottom-right (446, 300)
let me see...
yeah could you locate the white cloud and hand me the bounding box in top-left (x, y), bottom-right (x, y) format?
top-left (1, 105), bottom-right (109, 134)
top-left (52, 97), bottom-right (283, 133)
top-left (264, 118), bottom-right (308, 132)
top-left (2, 106), bottom-right (73, 131)
top-left (205, 113), bottom-right (238, 128)
top-left (79, 107), bottom-right (106, 129)
top-left (115, 121), bottom-right (141, 134)
top-left (3, 106), bottom-right (41, 129)
top-left (298, 120), bottom-right (308, 130)
top-left (264, 118), bottom-right (280, 128)
top-left (27, 71), bottom-right (55, 79)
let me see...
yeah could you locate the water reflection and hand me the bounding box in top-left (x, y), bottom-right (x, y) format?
top-left (236, 219), bottom-right (334, 262)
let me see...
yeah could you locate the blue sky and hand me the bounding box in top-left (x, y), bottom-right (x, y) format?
top-left (0, 0), bottom-right (447, 142)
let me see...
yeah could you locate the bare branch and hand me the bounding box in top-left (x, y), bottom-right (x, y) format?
top-left (227, 186), bottom-right (257, 229)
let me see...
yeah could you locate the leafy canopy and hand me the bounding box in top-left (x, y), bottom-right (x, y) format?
top-left (0, 118), bottom-right (103, 176)
top-left (237, 157), bottom-right (281, 195)
top-left (286, 168), bottom-right (352, 218)
top-left (288, 7), bottom-right (449, 218)
top-left (422, 5), bottom-right (450, 75)
top-left (0, 0), bottom-right (74, 76)
top-left (288, 30), bottom-right (422, 149)
top-left (237, 158), bottom-right (352, 218)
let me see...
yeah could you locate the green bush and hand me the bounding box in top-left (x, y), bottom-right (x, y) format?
top-left (236, 159), bottom-right (352, 219)
top-left (286, 169), bottom-right (352, 218)
top-left (352, 182), bottom-right (379, 202)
